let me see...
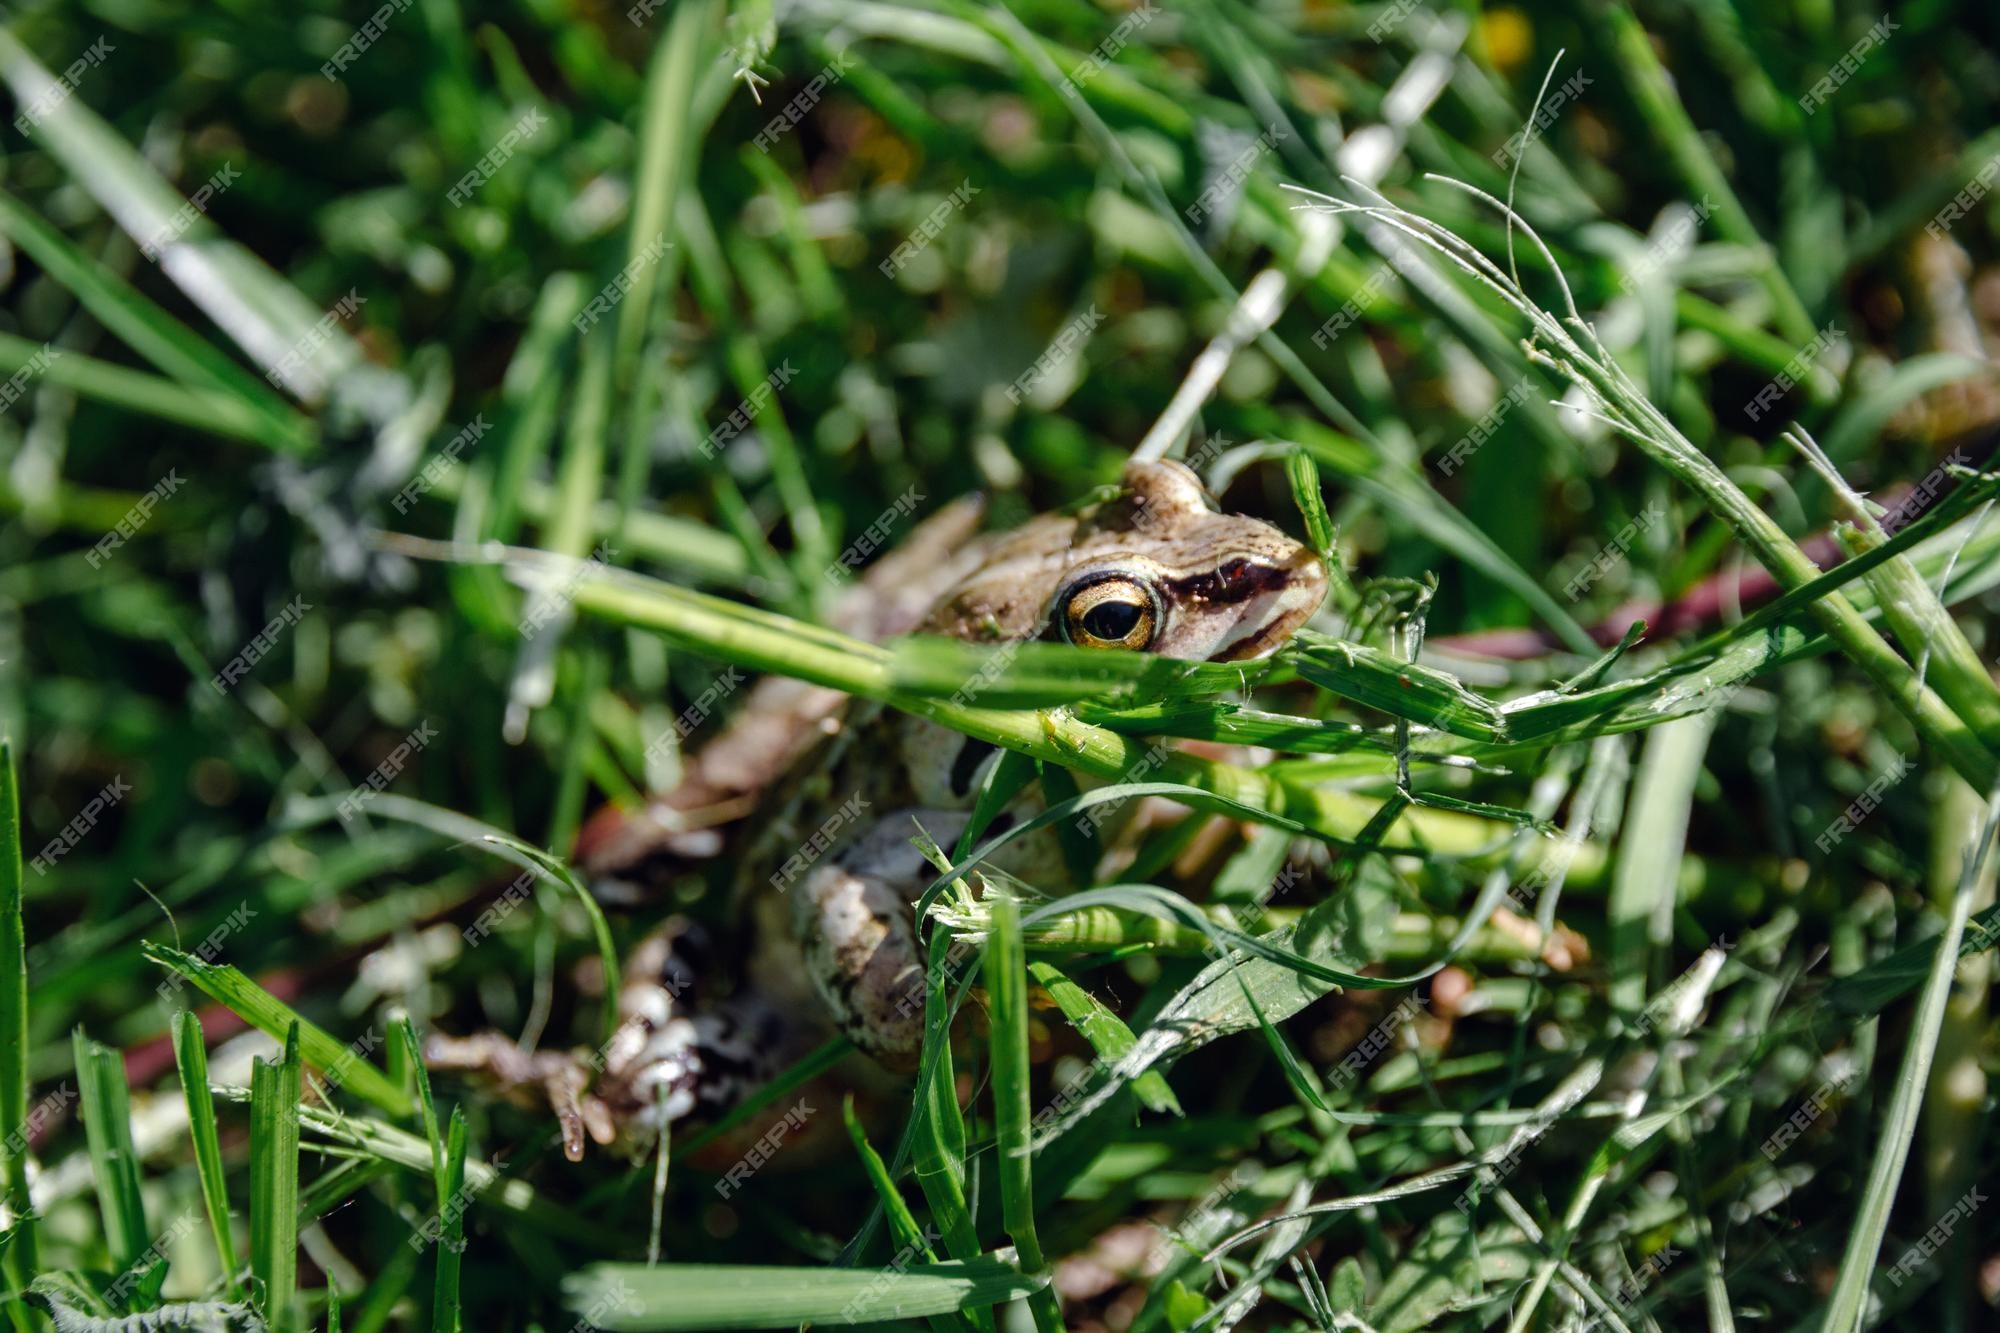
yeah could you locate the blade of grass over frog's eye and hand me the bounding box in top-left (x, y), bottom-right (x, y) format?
top-left (143, 943), bottom-right (404, 1116)
top-left (280, 793), bottom-right (620, 1046)
top-left (562, 1257), bottom-right (1050, 1331)
top-left (0, 742), bottom-right (32, 1315)
top-left (173, 1011), bottom-right (243, 1302)
top-left (556, 564), bottom-right (1609, 878)
top-left (72, 1028), bottom-right (148, 1274)
top-left (889, 636), bottom-right (1270, 708)
top-left (250, 1024), bottom-right (302, 1333)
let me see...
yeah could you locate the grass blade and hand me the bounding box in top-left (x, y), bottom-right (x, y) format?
top-left (0, 192), bottom-right (312, 453)
top-left (430, 1108), bottom-right (466, 1333)
top-left (906, 931), bottom-right (990, 1333)
top-left (71, 1029), bottom-right (147, 1273)
top-left (1817, 779), bottom-right (2000, 1330)
top-left (1606, 713), bottom-right (1718, 1018)
top-left (1284, 446), bottom-right (1336, 559)
top-left (0, 332), bottom-right (288, 446)
top-left (0, 741), bottom-right (32, 1324)
top-left (171, 1011), bottom-right (241, 1300)
top-left (249, 1024), bottom-right (302, 1333)
top-left (841, 1089), bottom-right (962, 1333)
top-left (986, 894), bottom-right (1063, 1332)
top-left (279, 795), bottom-right (621, 1046)
top-left (142, 942), bottom-right (403, 1116)
top-left (562, 1257), bottom-right (1047, 1331)
top-left (0, 30), bottom-right (363, 403)
top-left (394, 1018), bottom-right (448, 1197)
top-left (1027, 961), bottom-right (1179, 1116)
top-left (841, 1094), bottom-right (933, 1259)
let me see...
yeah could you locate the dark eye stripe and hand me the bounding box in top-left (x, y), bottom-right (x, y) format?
top-left (1165, 560), bottom-right (1288, 606)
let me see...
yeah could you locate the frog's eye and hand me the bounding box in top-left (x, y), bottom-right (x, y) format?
top-left (1058, 574), bottom-right (1161, 651)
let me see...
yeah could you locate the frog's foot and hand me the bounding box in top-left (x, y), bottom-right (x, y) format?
top-left (585, 920), bottom-right (827, 1146)
top-left (595, 999), bottom-right (805, 1140)
top-left (422, 1031), bottom-right (617, 1162)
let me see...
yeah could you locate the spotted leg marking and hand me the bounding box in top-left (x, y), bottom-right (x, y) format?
top-left (793, 812), bottom-right (969, 1069)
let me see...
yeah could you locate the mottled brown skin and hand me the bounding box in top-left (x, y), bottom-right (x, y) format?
top-left (781, 460), bottom-right (1328, 1072)
top-left (432, 461), bottom-right (1329, 1157)
top-left (924, 461), bottom-right (1328, 659)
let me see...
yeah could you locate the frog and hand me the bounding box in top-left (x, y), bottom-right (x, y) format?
top-left (426, 460), bottom-right (1329, 1160)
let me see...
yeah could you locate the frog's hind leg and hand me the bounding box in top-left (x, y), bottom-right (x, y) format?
top-left (793, 804), bottom-right (1066, 1070)
top-left (590, 922), bottom-right (829, 1150)
top-left (424, 919), bottom-right (808, 1161)
top-left (787, 811), bottom-right (969, 1069)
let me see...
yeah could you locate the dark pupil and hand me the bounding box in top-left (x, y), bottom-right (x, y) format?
top-left (1081, 599), bottom-right (1143, 642)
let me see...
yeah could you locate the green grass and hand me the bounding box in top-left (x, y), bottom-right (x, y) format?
top-left (4, 1), bottom-right (2000, 1330)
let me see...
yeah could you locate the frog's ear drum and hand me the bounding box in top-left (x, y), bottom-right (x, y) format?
top-left (1057, 572), bottom-right (1163, 651)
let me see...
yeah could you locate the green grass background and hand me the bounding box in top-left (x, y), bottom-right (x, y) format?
top-left (3, 0), bottom-right (2000, 1329)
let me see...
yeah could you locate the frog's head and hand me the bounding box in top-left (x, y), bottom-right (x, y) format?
top-left (1051, 460), bottom-right (1328, 662)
